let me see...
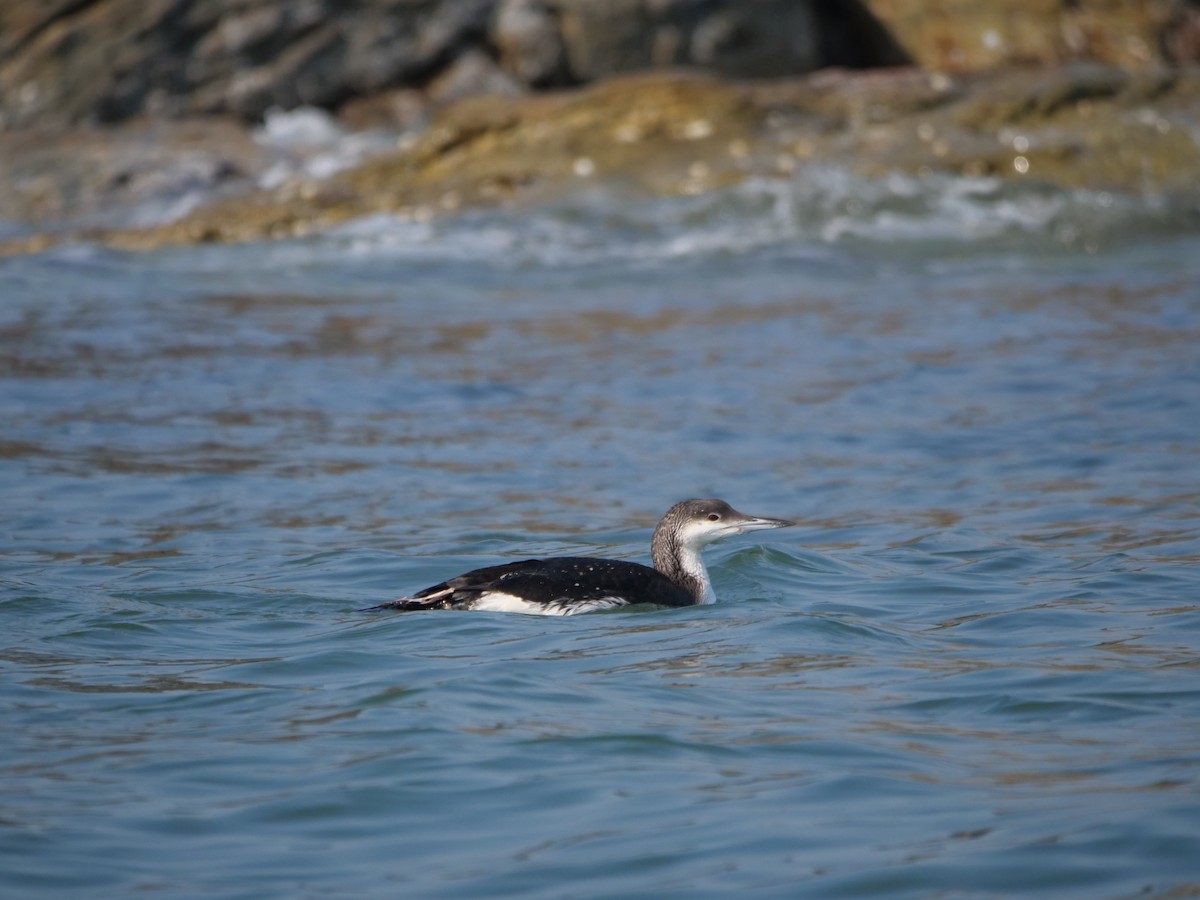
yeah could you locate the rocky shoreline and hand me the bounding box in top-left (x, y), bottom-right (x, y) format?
top-left (1, 1), bottom-right (1198, 256)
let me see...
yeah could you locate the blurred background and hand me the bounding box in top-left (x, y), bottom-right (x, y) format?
top-left (1, 0), bottom-right (1199, 238)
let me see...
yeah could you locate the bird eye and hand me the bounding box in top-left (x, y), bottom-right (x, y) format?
top-left (707, 513), bottom-right (721, 522)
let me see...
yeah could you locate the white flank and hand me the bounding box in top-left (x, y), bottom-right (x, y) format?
top-left (470, 592), bottom-right (569, 615)
top-left (470, 593), bottom-right (627, 616)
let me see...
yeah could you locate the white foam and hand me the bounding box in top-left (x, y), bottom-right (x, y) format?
top-left (254, 106), bottom-right (345, 149)
top-left (252, 107), bottom-right (400, 190)
top-left (292, 165), bottom-right (1195, 267)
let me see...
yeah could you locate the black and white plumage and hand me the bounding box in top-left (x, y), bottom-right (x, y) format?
top-left (365, 499), bottom-right (794, 616)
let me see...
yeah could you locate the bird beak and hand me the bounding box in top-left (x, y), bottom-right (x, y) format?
top-left (734, 514), bottom-right (795, 532)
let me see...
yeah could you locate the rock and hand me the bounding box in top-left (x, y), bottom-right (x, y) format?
top-left (0, 0), bottom-right (850, 129)
top-left (0, 117), bottom-right (267, 228)
top-left (0, 0), bottom-right (497, 128)
top-left (0, 1), bottom-right (1191, 130)
top-left (860, 0), bottom-right (1182, 71)
top-left (337, 89), bottom-right (431, 132)
top-left (552, 0), bottom-right (821, 80)
top-left (811, 2), bottom-right (912, 68)
top-left (6, 64), bottom-right (1188, 255)
top-left (425, 48), bottom-right (525, 108)
top-left (493, 0), bottom-right (570, 86)
top-left (1163, 0), bottom-right (1200, 64)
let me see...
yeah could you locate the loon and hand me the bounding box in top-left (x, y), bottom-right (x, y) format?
top-left (364, 498), bottom-right (793, 616)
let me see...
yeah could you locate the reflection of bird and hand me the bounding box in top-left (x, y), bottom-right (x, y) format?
top-left (365, 499), bottom-right (794, 616)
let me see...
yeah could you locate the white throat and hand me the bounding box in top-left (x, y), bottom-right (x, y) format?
top-left (674, 543), bottom-right (716, 605)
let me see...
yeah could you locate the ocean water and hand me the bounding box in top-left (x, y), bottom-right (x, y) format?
top-left (2, 171), bottom-right (1199, 898)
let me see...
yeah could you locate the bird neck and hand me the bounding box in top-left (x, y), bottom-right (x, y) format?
top-left (651, 527), bottom-right (714, 605)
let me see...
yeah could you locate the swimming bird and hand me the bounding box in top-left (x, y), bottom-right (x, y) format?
top-left (364, 498), bottom-right (793, 616)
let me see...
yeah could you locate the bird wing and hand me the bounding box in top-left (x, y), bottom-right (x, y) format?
top-left (447, 558), bottom-right (631, 603)
top-left (366, 557), bottom-right (690, 613)
top-left (459, 557), bottom-right (690, 608)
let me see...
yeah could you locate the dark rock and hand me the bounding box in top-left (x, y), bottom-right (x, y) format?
top-left (0, 0), bottom-right (498, 128)
top-left (813, 1), bottom-right (913, 69)
top-left (552, 0), bottom-right (821, 81)
top-left (0, 0), bottom-right (853, 128)
top-left (493, 0), bottom-right (571, 86)
top-left (1163, 0), bottom-right (1200, 63)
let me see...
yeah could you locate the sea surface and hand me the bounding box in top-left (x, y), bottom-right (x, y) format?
top-left (2, 169), bottom-right (1199, 898)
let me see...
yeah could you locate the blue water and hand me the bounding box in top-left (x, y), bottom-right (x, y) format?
top-left (2, 177), bottom-right (1200, 897)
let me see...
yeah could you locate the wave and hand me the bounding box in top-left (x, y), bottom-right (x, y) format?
top-left (321, 167), bottom-right (1199, 267)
